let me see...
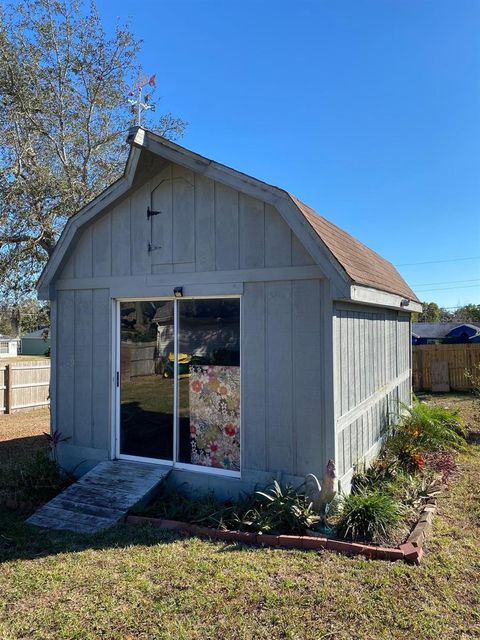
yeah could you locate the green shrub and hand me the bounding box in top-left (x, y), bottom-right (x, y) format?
top-left (351, 456), bottom-right (401, 494)
top-left (140, 480), bottom-right (318, 535)
top-left (336, 490), bottom-right (402, 543)
top-left (235, 481), bottom-right (319, 534)
top-left (387, 399), bottom-right (466, 469)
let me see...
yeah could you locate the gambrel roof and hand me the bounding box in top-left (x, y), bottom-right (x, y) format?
top-left (290, 196), bottom-right (418, 301)
top-left (37, 127), bottom-right (421, 310)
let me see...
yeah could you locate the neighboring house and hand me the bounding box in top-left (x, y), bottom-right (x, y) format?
top-left (21, 328), bottom-right (51, 356)
top-left (37, 127), bottom-right (421, 496)
top-left (0, 335), bottom-right (19, 358)
top-left (412, 322), bottom-right (480, 345)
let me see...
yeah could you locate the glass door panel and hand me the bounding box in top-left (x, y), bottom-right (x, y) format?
top-left (119, 300), bottom-right (174, 460)
top-left (178, 299), bottom-right (240, 471)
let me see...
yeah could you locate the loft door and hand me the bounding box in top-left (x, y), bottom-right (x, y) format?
top-left (118, 297), bottom-right (241, 472)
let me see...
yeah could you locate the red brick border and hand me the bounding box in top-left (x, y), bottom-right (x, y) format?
top-left (125, 514), bottom-right (424, 564)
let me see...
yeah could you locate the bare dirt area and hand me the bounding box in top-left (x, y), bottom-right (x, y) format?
top-left (0, 408), bottom-right (50, 467)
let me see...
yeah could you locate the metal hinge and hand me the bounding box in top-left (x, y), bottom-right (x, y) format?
top-left (147, 206), bottom-right (161, 218)
top-left (148, 243), bottom-right (162, 253)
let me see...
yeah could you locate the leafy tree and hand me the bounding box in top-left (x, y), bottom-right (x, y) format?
top-left (0, 299), bottom-right (50, 336)
top-left (453, 304), bottom-right (480, 324)
top-left (413, 302), bottom-right (441, 323)
top-left (0, 0), bottom-right (186, 301)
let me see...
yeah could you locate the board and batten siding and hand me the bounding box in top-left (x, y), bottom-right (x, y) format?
top-left (333, 304), bottom-right (411, 483)
top-left (52, 160), bottom-right (327, 486)
top-left (242, 279), bottom-right (324, 479)
top-left (53, 279), bottom-right (325, 483)
top-left (55, 288), bottom-right (111, 469)
top-left (59, 162), bottom-right (314, 281)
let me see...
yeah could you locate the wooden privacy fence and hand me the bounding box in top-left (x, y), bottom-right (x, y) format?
top-left (412, 344), bottom-right (480, 392)
top-left (0, 360), bottom-right (50, 413)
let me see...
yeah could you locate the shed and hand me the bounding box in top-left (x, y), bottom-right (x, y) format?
top-left (37, 127), bottom-right (421, 496)
top-left (0, 335), bottom-right (19, 358)
top-left (21, 328), bottom-right (51, 356)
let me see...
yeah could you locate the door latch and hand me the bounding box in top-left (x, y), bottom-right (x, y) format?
top-left (147, 206), bottom-right (161, 218)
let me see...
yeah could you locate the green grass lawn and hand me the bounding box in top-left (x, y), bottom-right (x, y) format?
top-left (0, 397), bottom-right (479, 639)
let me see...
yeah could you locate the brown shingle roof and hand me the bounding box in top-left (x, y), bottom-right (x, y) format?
top-left (289, 194), bottom-right (419, 302)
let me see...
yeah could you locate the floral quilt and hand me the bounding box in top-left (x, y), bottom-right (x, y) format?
top-left (189, 365), bottom-right (240, 471)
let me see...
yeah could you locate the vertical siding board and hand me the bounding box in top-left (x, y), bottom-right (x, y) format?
top-left (194, 174), bottom-right (215, 271)
top-left (354, 312), bottom-right (360, 406)
top-left (292, 233), bottom-right (315, 266)
top-left (60, 254), bottom-right (75, 279)
top-left (74, 226), bottom-right (93, 278)
top-left (264, 204), bottom-right (292, 267)
top-left (265, 281), bottom-right (294, 474)
top-left (150, 165), bottom-right (173, 266)
top-left (239, 194), bottom-right (265, 269)
top-left (130, 182), bottom-right (150, 275)
top-left (292, 280), bottom-right (322, 476)
top-left (347, 312), bottom-right (355, 411)
top-left (92, 212), bottom-right (112, 277)
top-left (172, 165), bottom-right (195, 264)
top-left (337, 431), bottom-right (344, 477)
top-left (92, 289), bottom-right (110, 450)
top-left (56, 290), bottom-right (75, 440)
top-left (111, 200), bottom-right (131, 276)
top-left (215, 182), bottom-right (239, 270)
top-left (74, 289), bottom-right (93, 447)
top-left (242, 283), bottom-right (266, 471)
top-left (340, 311), bottom-right (349, 415)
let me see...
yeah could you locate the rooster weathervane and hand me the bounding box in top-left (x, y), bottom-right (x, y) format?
top-left (128, 73), bottom-right (156, 126)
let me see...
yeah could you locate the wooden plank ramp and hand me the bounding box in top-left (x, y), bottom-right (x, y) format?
top-left (26, 460), bottom-right (169, 534)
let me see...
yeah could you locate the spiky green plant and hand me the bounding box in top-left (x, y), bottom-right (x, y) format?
top-left (387, 398), bottom-right (466, 469)
top-left (235, 481), bottom-right (319, 534)
top-left (336, 490), bottom-right (402, 543)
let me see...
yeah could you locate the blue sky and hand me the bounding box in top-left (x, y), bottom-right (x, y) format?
top-left (97, 0), bottom-right (480, 309)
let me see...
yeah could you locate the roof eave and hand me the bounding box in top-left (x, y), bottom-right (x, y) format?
top-left (343, 284), bottom-right (423, 313)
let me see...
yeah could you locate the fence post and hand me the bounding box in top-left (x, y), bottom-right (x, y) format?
top-left (5, 364), bottom-right (11, 414)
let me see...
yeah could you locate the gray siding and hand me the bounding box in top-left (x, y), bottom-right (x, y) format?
top-left (54, 279), bottom-right (325, 483)
top-left (60, 162), bottom-right (314, 280)
top-left (55, 288), bottom-right (111, 469)
top-left (243, 279), bottom-right (324, 477)
top-left (334, 304), bottom-right (411, 481)
top-left (53, 161), bottom-right (324, 486)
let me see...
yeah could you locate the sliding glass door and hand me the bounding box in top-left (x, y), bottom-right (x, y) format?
top-left (118, 297), bottom-right (240, 473)
top-left (119, 300), bottom-right (174, 461)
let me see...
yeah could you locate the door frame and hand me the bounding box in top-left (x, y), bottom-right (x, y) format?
top-left (112, 295), bottom-right (242, 478)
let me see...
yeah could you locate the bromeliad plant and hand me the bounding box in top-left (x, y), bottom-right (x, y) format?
top-left (236, 481), bottom-right (319, 534)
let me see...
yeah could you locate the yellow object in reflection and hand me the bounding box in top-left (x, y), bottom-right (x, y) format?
top-left (164, 352), bottom-right (191, 378)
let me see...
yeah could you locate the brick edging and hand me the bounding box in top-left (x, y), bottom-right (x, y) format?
top-left (406, 497), bottom-right (438, 550)
top-left (125, 515), bottom-right (424, 564)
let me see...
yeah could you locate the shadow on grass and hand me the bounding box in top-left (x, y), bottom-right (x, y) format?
top-left (0, 508), bottom-right (199, 564)
top-left (0, 435), bottom-right (46, 463)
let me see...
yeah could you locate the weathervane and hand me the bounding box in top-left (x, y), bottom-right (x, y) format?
top-left (128, 73), bottom-right (156, 126)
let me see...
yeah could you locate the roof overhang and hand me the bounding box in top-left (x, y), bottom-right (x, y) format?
top-left (346, 284), bottom-right (423, 313)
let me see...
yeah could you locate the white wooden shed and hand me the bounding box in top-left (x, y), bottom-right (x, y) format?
top-left (37, 127), bottom-right (421, 496)
top-left (0, 335), bottom-right (19, 358)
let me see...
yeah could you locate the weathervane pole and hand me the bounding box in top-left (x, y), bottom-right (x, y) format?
top-left (127, 73), bottom-right (156, 127)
